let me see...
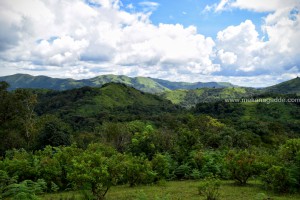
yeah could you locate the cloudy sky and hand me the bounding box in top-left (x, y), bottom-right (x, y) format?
top-left (0, 0), bottom-right (299, 87)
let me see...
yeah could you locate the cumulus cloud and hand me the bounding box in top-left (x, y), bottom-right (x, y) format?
top-left (0, 0), bottom-right (219, 80)
top-left (209, 0), bottom-right (300, 80)
top-left (0, 0), bottom-right (299, 87)
top-left (217, 50), bottom-right (237, 65)
top-left (216, 13), bottom-right (300, 75)
top-left (216, 20), bottom-right (264, 72)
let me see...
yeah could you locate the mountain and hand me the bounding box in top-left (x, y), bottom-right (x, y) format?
top-left (0, 74), bottom-right (86, 90)
top-left (160, 87), bottom-right (260, 107)
top-left (35, 83), bottom-right (178, 130)
top-left (263, 77), bottom-right (300, 95)
top-left (152, 78), bottom-right (235, 90)
top-left (0, 74), bottom-right (235, 93)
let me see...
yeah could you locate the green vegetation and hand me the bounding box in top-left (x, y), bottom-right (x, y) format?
top-left (0, 74), bottom-right (235, 93)
top-left (0, 79), bottom-right (300, 199)
top-left (160, 87), bottom-right (260, 107)
top-left (263, 77), bottom-right (300, 95)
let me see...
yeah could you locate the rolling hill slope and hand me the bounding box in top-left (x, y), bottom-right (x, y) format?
top-left (0, 74), bottom-right (235, 93)
top-left (263, 77), bottom-right (300, 95)
top-left (160, 87), bottom-right (260, 107)
top-left (35, 83), bottom-right (178, 130)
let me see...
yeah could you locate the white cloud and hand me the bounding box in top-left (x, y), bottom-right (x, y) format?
top-left (215, 0), bottom-right (230, 12)
top-left (0, 0), bottom-right (299, 87)
top-left (205, 0), bottom-right (299, 13)
top-left (0, 0), bottom-right (219, 81)
top-left (217, 49), bottom-right (237, 65)
top-left (217, 20), bottom-right (264, 72)
top-left (231, 0), bottom-right (299, 12)
top-left (216, 14), bottom-right (300, 75)
top-left (138, 1), bottom-right (159, 12)
top-left (203, 0), bottom-right (231, 13)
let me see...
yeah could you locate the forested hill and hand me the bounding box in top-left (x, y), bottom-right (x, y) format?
top-left (262, 77), bottom-right (300, 95)
top-left (1, 74), bottom-right (300, 108)
top-left (159, 87), bottom-right (260, 107)
top-left (159, 77), bottom-right (300, 107)
top-left (0, 73), bottom-right (235, 93)
top-left (34, 82), bottom-right (179, 130)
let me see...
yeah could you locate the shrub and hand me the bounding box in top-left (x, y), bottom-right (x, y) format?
top-left (174, 164), bottom-right (190, 179)
top-left (151, 153), bottom-right (174, 180)
top-left (123, 155), bottom-right (156, 187)
top-left (226, 149), bottom-right (262, 185)
top-left (190, 169), bottom-right (201, 180)
top-left (3, 179), bottom-right (47, 200)
top-left (262, 165), bottom-right (298, 193)
top-left (278, 139), bottom-right (300, 163)
top-left (50, 181), bottom-right (59, 192)
top-left (189, 150), bottom-right (229, 179)
top-left (198, 176), bottom-right (221, 200)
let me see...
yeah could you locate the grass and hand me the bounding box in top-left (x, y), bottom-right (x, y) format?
top-left (41, 180), bottom-right (300, 200)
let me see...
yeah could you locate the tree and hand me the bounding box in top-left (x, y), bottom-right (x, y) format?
top-left (226, 149), bottom-right (262, 185)
top-left (14, 89), bottom-right (38, 148)
top-left (37, 115), bottom-right (71, 149)
top-left (128, 125), bottom-right (156, 159)
top-left (67, 144), bottom-right (124, 200)
top-left (123, 154), bottom-right (155, 187)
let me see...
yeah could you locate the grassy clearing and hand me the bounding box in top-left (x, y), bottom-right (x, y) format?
top-left (41, 180), bottom-right (300, 200)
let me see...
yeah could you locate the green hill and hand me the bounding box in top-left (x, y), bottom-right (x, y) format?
top-left (151, 78), bottom-right (235, 90)
top-left (160, 87), bottom-right (260, 107)
top-left (0, 74), bottom-right (235, 93)
top-left (35, 83), bottom-right (178, 130)
top-left (263, 77), bottom-right (300, 95)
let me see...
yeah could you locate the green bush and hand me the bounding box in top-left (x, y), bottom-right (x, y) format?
top-left (262, 165), bottom-right (298, 193)
top-left (190, 169), bottom-right (201, 180)
top-left (226, 150), bottom-right (262, 185)
top-left (50, 181), bottom-right (59, 192)
top-left (278, 139), bottom-right (300, 163)
top-left (188, 150), bottom-right (229, 179)
top-left (151, 153), bottom-right (174, 180)
top-left (3, 179), bottom-right (47, 200)
top-left (174, 164), bottom-right (190, 179)
top-left (198, 176), bottom-right (221, 200)
top-left (123, 154), bottom-right (156, 187)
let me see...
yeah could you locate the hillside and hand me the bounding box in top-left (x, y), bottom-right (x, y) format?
top-left (0, 74), bottom-right (235, 93)
top-left (263, 77), bottom-right (300, 95)
top-left (160, 87), bottom-right (260, 107)
top-left (151, 78), bottom-right (235, 90)
top-left (35, 83), bottom-right (178, 130)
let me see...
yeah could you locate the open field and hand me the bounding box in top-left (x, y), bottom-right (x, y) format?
top-left (41, 180), bottom-right (300, 200)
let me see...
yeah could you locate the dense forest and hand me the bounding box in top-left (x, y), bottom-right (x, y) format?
top-left (0, 79), bottom-right (300, 200)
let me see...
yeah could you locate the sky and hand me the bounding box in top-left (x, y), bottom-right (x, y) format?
top-left (0, 0), bottom-right (300, 87)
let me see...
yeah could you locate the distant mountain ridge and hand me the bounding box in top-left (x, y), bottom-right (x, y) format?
top-left (0, 73), bottom-right (235, 93)
top-left (1, 74), bottom-right (300, 108)
top-left (160, 77), bottom-right (300, 107)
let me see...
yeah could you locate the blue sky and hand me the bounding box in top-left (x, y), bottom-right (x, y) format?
top-left (122, 0), bottom-right (267, 38)
top-left (0, 0), bottom-right (299, 87)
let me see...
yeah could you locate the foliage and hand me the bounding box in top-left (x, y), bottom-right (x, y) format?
top-left (3, 179), bottom-right (47, 200)
top-left (37, 115), bottom-right (71, 149)
top-left (123, 154), bottom-right (156, 187)
top-left (67, 144), bottom-right (124, 200)
top-left (151, 153), bottom-right (174, 180)
top-left (225, 149), bottom-right (262, 185)
top-left (262, 165), bottom-right (298, 193)
top-left (174, 164), bottom-right (191, 179)
top-left (198, 176), bottom-right (221, 200)
top-left (0, 78), bottom-right (300, 196)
